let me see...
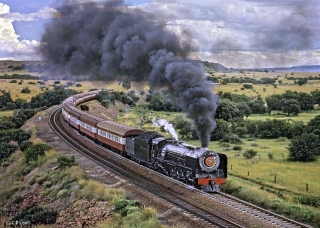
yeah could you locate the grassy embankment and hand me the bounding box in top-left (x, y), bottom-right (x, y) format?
top-left (0, 75), bottom-right (163, 227)
top-left (0, 112), bottom-right (163, 227)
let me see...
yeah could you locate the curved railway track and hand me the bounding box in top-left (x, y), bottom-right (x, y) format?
top-left (50, 107), bottom-right (313, 228)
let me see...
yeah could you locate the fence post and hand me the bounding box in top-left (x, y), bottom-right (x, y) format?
top-left (231, 165), bottom-right (232, 170)
top-left (274, 175), bottom-right (276, 183)
top-left (306, 183), bottom-right (308, 192)
top-left (248, 171), bottom-right (249, 176)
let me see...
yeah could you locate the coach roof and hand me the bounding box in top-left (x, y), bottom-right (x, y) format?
top-left (97, 121), bottom-right (145, 136)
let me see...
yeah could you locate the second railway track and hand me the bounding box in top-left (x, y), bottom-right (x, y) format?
top-left (50, 106), bottom-right (313, 228)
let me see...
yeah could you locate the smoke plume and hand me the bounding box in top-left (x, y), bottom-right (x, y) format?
top-left (40, 0), bottom-right (218, 147)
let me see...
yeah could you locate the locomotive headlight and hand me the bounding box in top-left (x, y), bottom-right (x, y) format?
top-left (199, 151), bottom-right (220, 172)
top-left (204, 156), bottom-right (216, 168)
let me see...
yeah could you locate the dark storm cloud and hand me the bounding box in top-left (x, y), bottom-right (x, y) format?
top-left (40, 0), bottom-right (218, 147)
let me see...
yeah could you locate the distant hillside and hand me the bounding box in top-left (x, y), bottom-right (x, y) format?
top-left (236, 65), bottom-right (320, 73)
top-left (202, 61), bottom-right (231, 72)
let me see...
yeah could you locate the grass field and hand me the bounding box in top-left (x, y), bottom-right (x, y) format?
top-left (0, 79), bottom-right (149, 101)
top-left (0, 110), bottom-right (13, 118)
top-left (247, 109), bottom-right (320, 123)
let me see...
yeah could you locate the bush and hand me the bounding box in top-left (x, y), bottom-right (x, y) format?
top-left (10, 206), bottom-right (57, 225)
top-left (221, 181), bottom-right (243, 195)
top-left (76, 83), bottom-right (82, 87)
top-left (20, 141), bottom-right (33, 151)
top-left (23, 143), bottom-right (51, 163)
top-left (232, 145), bottom-right (242, 151)
top-left (9, 80), bottom-right (17, 83)
top-left (268, 153), bottom-right (274, 161)
top-left (57, 189), bottom-right (70, 198)
top-left (221, 134), bottom-right (243, 144)
top-left (57, 155), bottom-right (78, 169)
top-left (21, 86), bottom-right (31, 93)
top-left (114, 199), bottom-right (141, 216)
top-left (293, 194), bottom-right (320, 208)
top-left (243, 149), bottom-right (257, 159)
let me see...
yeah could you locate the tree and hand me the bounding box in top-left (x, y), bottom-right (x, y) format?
top-left (282, 99), bottom-right (301, 116)
top-left (297, 92), bottom-right (314, 111)
top-left (265, 95), bottom-right (282, 115)
top-left (297, 78), bottom-right (308, 86)
top-left (287, 133), bottom-right (320, 162)
top-left (306, 115), bottom-right (320, 136)
top-left (215, 99), bottom-right (242, 121)
top-left (248, 98), bottom-right (267, 114)
top-left (122, 79), bottom-right (131, 91)
top-left (135, 105), bottom-right (151, 128)
top-left (179, 121), bottom-right (194, 139)
top-left (210, 119), bottom-right (229, 141)
top-left (311, 90), bottom-right (320, 106)
top-left (237, 102), bottom-right (252, 119)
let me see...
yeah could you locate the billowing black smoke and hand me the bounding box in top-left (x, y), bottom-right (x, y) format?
top-left (40, 0), bottom-right (218, 147)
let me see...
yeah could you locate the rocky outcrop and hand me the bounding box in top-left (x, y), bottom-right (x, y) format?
top-left (55, 200), bottom-right (112, 227)
top-left (6, 185), bottom-right (50, 217)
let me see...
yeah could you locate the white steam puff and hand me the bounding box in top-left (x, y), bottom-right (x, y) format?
top-left (152, 118), bottom-right (178, 141)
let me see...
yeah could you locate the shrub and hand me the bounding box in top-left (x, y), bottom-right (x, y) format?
top-left (221, 134), bottom-right (243, 144)
top-left (57, 189), bottom-right (70, 198)
top-left (20, 141), bottom-right (33, 152)
top-left (76, 83), bottom-right (82, 87)
top-left (232, 145), bottom-right (242, 151)
top-left (23, 143), bottom-right (51, 163)
top-left (114, 199), bottom-right (141, 216)
top-left (243, 149), bottom-right (257, 159)
top-left (268, 153), bottom-right (274, 161)
top-left (21, 86), bottom-right (31, 93)
top-left (57, 155), bottom-right (78, 169)
top-left (221, 181), bottom-right (243, 195)
top-left (9, 80), bottom-right (17, 83)
top-left (10, 206), bottom-right (58, 225)
top-left (293, 195), bottom-right (320, 208)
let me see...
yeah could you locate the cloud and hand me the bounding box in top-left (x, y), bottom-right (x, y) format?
top-left (142, 0), bottom-right (320, 67)
top-left (0, 6), bottom-right (57, 21)
top-left (1, 0), bottom-right (319, 67)
top-left (0, 3), bottom-right (41, 60)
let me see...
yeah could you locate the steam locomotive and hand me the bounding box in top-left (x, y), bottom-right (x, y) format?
top-left (61, 90), bottom-right (227, 192)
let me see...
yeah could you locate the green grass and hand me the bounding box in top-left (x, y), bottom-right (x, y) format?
top-left (247, 109), bottom-right (320, 123)
top-left (0, 110), bottom-right (13, 117)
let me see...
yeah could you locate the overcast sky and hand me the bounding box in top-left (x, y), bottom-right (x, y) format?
top-left (0, 0), bottom-right (319, 68)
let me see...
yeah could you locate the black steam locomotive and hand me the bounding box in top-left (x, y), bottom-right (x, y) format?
top-left (126, 132), bottom-right (227, 192)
